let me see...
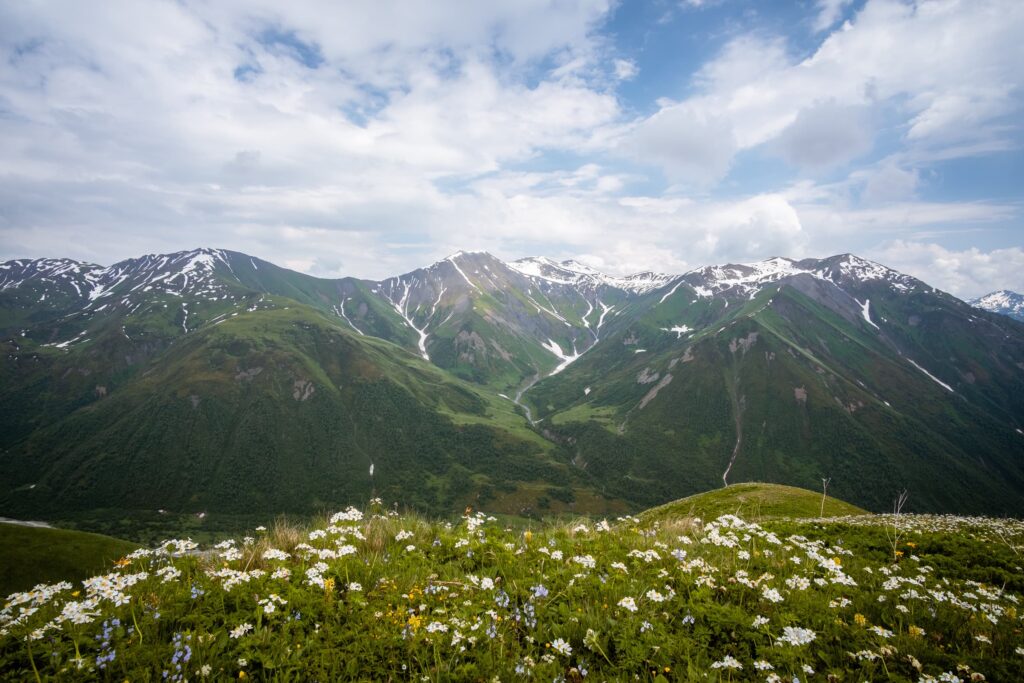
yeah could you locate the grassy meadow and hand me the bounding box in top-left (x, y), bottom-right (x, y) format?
top-left (1, 489), bottom-right (1023, 681)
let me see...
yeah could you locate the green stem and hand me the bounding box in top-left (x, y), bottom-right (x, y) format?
top-left (73, 633), bottom-right (83, 669)
top-left (131, 599), bottom-right (143, 646)
top-left (26, 638), bottom-right (42, 683)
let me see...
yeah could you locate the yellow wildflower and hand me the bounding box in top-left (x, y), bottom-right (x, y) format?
top-left (854, 613), bottom-right (867, 626)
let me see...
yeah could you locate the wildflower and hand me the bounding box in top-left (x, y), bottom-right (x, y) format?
top-left (230, 623), bottom-right (253, 639)
top-left (531, 585), bottom-right (549, 599)
top-left (349, 582), bottom-right (362, 592)
top-left (754, 660), bottom-right (774, 671)
top-left (870, 625), bottom-right (894, 639)
top-left (854, 613), bottom-right (868, 626)
top-left (785, 576), bottom-right (810, 591)
top-left (610, 562), bottom-right (628, 572)
top-left (761, 586), bottom-right (784, 603)
top-left (550, 638), bottom-right (572, 656)
top-left (572, 555), bottom-right (596, 569)
top-left (617, 597), bottom-right (638, 612)
top-left (645, 590), bottom-right (665, 603)
top-left (710, 655), bottom-right (742, 670)
top-left (777, 626), bottom-right (816, 646)
top-left (752, 615), bottom-right (770, 628)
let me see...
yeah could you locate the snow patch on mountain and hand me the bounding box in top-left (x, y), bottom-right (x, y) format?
top-left (682, 254), bottom-right (918, 299)
top-left (510, 257), bottom-right (673, 294)
top-left (542, 338), bottom-right (582, 375)
top-left (857, 299), bottom-right (879, 330)
top-left (906, 358), bottom-right (954, 393)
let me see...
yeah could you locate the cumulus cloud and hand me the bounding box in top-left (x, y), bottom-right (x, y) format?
top-left (620, 0), bottom-right (1024, 183)
top-left (0, 0), bottom-right (1020, 288)
top-left (620, 102), bottom-right (737, 185)
top-left (774, 102), bottom-right (874, 169)
top-left (869, 241), bottom-right (1024, 299)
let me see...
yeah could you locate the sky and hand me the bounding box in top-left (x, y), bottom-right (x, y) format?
top-left (1, 0), bottom-right (1022, 298)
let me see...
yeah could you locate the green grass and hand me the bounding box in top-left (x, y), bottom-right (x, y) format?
top-left (641, 482), bottom-right (868, 522)
top-left (0, 522), bottom-right (138, 596)
top-left (2, 504), bottom-right (1021, 681)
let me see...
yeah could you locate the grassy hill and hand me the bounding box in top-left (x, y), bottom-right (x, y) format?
top-left (0, 522), bottom-right (138, 596)
top-left (641, 482), bottom-right (868, 522)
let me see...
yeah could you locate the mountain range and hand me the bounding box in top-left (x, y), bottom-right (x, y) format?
top-left (2, 248), bottom-right (1023, 523)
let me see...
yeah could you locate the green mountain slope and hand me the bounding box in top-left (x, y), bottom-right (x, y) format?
top-left (0, 522), bottom-right (139, 596)
top-left (0, 303), bottom-right (621, 521)
top-left (527, 279), bottom-right (1024, 514)
top-left (2, 249), bottom-right (1023, 521)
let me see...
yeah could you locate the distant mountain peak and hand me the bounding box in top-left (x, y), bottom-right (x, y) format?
top-left (971, 290), bottom-right (1024, 321)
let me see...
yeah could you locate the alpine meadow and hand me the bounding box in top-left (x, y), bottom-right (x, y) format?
top-left (2, 0), bottom-right (1024, 681)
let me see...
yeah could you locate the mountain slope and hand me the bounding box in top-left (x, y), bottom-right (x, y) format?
top-left (0, 302), bottom-right (621, 520)
top-left (525, 259), bottom-right (1024, 514)
top-left (2, 249), bottom-right (1023, 519)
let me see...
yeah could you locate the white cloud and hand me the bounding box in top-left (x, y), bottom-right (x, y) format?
top-left (619, 0), bottom-right (1024, 184)
top-left (0, 0), bottom-right (1020, 288)
top-left (813, 0), bottom-right (854, 33)
top-left (613, 58), bottom-right (638, 80)
top-left (858, 162), bottom-right (920, 204)
top-left (774, 101), bottom-right (874, 168)
top-left (620, 102), bottom-right (737, 185)
top-left (869, 241), bottom-right (1024, 298)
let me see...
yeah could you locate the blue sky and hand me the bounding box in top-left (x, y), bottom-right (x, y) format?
top-left (0, 0), bottom-right (1021, 297)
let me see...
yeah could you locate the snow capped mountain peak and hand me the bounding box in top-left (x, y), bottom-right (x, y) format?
top-left (971, 290), bottom-right (1024, 321)
top-left (681, 254), bottom-right (921, 299)
top-left (0, 257), bottom-right (104, 297)
top-left (509, 256), bottom-right (672, 294)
